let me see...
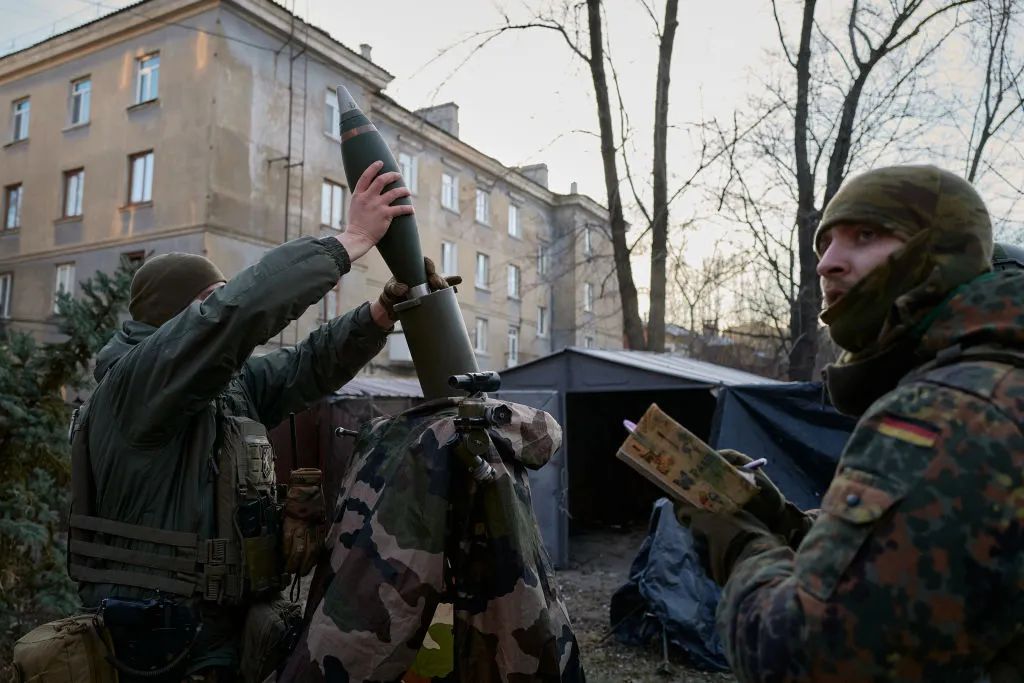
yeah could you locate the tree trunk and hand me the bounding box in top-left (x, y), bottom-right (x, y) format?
top-left (647, 0), bottom-right (679, 353)
top-left (587, 0), bottom-right (647, 349)
top-left (788, 0), bottom-right (819, 380)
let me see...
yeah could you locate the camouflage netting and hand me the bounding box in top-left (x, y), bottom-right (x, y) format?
top-left (279, 398), bottom-right (584, 683)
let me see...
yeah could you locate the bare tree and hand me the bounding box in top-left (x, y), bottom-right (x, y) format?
top-left (727, 0), bottom-right (974, 380)
top-left (962, 0), bottom-right (1024, 187)
top-left (429, 0), bottom-right (730, 352)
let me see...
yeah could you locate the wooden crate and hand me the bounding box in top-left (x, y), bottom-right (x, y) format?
top-left (616, 403), bottom-right (757, 513)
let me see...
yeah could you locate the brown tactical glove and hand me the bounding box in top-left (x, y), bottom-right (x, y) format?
top-left (677, 506), bottom-right (784, 585)
top-left (378, 257), bottom-right (463, 321)
top-left (719, 449), bottom-right (815, 549)
top-left (282, 468), bottom-right (328, 577)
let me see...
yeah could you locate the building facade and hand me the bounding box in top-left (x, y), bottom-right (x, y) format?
top-left (0, 0), bottom-right (621, 376)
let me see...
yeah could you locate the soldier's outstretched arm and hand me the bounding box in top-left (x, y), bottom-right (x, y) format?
top-left (716, 382), bottom-right (1024, 682)
top-left (239, 301), bottom-right (388, 428)
top-left (111, 236), bottom-right (352, 446)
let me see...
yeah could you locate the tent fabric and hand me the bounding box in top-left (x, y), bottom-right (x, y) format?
top-left (609, 498), bottom-right (729, 671)
top-left (709, 382), bottom-right (857, 510)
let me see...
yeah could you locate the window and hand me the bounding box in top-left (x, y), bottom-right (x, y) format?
top-left (398, 152), bottom-right (418, 194)
top-left (63, 169), bottom-right (84, 218)
top-left (583, 224), bottom-right (593, 256)
top-left (474, 317), bottom-right (489, 353)
top-left (475, 189), bottom-right (490, 224)
top-left (441, 241), bottom-right (457, 276)
top-left (325, 89), bottom-right (340, 137)
top-left (54, 263), bottom-right (75, 313)
top-left (507, 264), bottom-right (520, 299)
top-left (584, 335), bottom-right (595, 349)
top-left (0, 273), bottom-right (11, 319)
top-left (11, 98), bottom-right (29, 141)
top-left (508, 204), bottom-right (521, 238)
top-left (475, 252), bottom-right (490, 289)
top-left (4, 184), bottom-right (22, 229)
top-left (441, 172), bottom-right (458, 211)
top-left (537, 244), bottom-right (550, 277)
top-left (321, 180), bottom-right (345, 230)
top-left (136, 54), bottom-right (160, 103)
top-left (537, 306), bottom-right (549, 337)
top-left (70, 78), bottom-right (91, 125)
top-left (122, 251), bottom-right (146, 271)
top-left (507, 326), bottom-right (519, 366)
top-left (583, 282), bottom-right (593, 312)
top-left (128, 151), bottom-right (154, 204)
top-left (321, 286), bottom-right (339, 322)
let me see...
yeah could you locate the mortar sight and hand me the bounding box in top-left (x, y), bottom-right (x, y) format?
top-left (448, 371), bottom-right (501, 394)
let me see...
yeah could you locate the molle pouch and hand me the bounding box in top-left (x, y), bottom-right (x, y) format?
top-left (13, 614), bottom-right (117, 683)
top-left (100, 598), bottom-right (196, 679)
top-left (796, 467), bottom-right (904, 601)
top-left (207, 415), bottom-right (286, 604)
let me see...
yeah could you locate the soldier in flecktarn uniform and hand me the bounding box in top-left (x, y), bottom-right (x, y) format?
top-left (678, 165), bottom-right (1024, 682)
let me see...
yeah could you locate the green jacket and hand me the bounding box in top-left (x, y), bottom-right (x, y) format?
top-left (79, 236), bottom-right (388, 668)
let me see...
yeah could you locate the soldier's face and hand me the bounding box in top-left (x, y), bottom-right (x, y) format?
top-left (816, 222), bottom-right (906, 307)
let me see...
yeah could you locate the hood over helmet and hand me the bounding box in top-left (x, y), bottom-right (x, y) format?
top-left (818, 165), bottom-right (993, 414)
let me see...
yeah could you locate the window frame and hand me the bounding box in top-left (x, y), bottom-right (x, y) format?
top-left (507, 325), bottom-right (519, 366)
top-left (508, 203), bottom-right (521, 238)
top-left (507, 263), bottom-right (521, 300)
top-left (127, 150), bottom-right (154, 205)
top-left (325, 88), bottom-right (340, 138)
top-left (441, 241), bottom-right (458, 276)
top-left (11, 97), bottom-right (29, 141)
top-left (584, 335), bottom-right (595, 349)
top-left (583, 282), bottom-right (594, 313)
top-left (537, 243), bottom-right (549, 277)
top-left (583, 224), bottom-right (593, 256)
top-left (441, 172), bottom-right (458, 211)
top-left (135, 53), bottom-right (160, 104)
top-left (320, 179), bottom-right (346, 230)
top-left (474, 317), bottom-right (489, 354)
top-left (475, 252), bottom-right (490, 289)
top-left (0, 272), bottom-right (12, 319)
top-left (70, 77), bottom-right (91, 126)
top-left (54, 263), bottom-right (75, 314)
top-left (475, 188), bottom-right (490, 225)
top-left (63, 168), bottom-right (84, 218)
top-left (398, 152), bottom-right (418, 194)
top-left (537, 305), bottom-right (549, 338)
top-left (4, 183), bottom-right (22, 230)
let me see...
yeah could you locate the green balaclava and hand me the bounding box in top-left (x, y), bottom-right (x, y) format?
top-left (129, 253), bottom-right (226, 327)
top-left (817, 165), bottom-right (993, 414)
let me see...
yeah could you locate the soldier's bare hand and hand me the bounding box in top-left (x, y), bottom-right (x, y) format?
top-left (342, 161), bottom-right (415, 261)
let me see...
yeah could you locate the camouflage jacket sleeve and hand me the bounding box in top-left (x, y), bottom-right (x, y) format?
top-left (237, 302), bottom-right (388, 427)
top-left (717, 370), bottom-right (1024, 682)
top-left (107, 236), bottom-right (351, 446)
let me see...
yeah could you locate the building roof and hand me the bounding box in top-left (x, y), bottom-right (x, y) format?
top-left (330, 376), bottom-right (423, 399)
top-left (502, 346), bottom-right (779, 390)
top-left (572, 348), bottom-right (778, 386)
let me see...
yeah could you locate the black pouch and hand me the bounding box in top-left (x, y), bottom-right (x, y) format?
top-left (100, 597), bottom-right (198, 680)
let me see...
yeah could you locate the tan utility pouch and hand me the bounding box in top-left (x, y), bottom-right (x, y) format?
top-left (12, 614), bottom-right (118, 683)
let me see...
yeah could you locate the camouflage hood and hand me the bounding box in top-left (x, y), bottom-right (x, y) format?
top-left (817, 164), bottom-right (992, 356)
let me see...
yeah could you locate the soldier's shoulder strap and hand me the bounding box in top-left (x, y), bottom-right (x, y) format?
top-left (902, 343), bottom-right (1024, 402)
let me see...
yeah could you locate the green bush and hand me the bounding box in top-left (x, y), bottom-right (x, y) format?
top-left (0, 258), bottom-right (137, 673)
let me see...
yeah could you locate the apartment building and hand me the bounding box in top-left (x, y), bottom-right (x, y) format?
top-left (0, 0), bottom-right (621, 375)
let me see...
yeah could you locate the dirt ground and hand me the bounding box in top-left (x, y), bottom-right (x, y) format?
top-left (555, 526), bottom-right (735, 683)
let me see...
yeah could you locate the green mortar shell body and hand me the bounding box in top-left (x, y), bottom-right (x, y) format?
top-left (393, 286), bottom-right (480, 399)
top-left (336, 87), bottom-right (426, 288)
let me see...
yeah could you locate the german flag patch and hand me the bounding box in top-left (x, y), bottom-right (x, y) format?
top-left (877, 416), bottom-right (938, 447)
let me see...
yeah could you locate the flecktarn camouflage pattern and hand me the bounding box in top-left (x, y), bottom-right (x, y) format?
top-left (279, 398), bottom-right (584, 683)
top-left (711, 165), bottom-right (1024, 682)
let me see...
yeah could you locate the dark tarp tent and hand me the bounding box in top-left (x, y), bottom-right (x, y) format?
top-left (610, 381), bottom-right (856, 669)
